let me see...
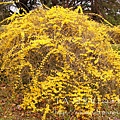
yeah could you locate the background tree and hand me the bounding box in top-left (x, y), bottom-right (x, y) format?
top-left (15, 0), bottom-right (29, 13)
top-left (0, 0), bottom-right (40, 23)
top-left (100, 0), bottom-right (120, 25)
top-left (0, 0), bottom-right (11, 22)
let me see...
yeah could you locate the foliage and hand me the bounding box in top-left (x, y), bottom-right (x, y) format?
top-left (0, 0), bottom-right (120, 25)
top-left (0, 6), bottom-right (120, 119)
top-left (41, 0), bottom-right (120, 25)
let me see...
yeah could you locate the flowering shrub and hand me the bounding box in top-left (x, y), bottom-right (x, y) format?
top-left (0, 6), bottom-right (120, 119)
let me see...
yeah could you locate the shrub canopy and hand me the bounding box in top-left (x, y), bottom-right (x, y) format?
top-left (0, 6), bottom-right (120, 119)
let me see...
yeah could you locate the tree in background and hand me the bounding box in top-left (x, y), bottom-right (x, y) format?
top-left (0, 0), bottom-right (11, 22)
top-left (15, 0), bottom-right (29, 13)
top-left (0, 0), bottom-right (41, 24)
top-left (100, 0), bottom-right (120, 25)
top-left (14, 0), bottom-right (38, 13)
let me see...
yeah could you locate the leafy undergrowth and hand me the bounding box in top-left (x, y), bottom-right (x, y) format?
top-left (0, 6), bottom-right (120, 120)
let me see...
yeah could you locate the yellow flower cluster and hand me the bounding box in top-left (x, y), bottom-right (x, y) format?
top-left (0, 6), bottom-right (120, 119)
